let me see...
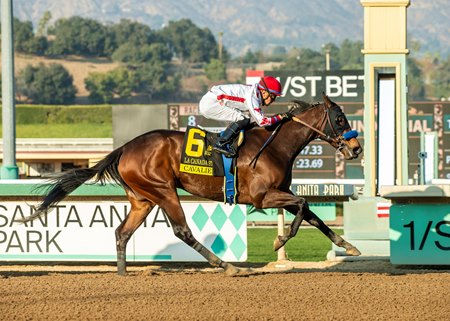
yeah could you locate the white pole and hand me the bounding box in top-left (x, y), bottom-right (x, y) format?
top-left (277, 209), bottom-right (287, 261)
top-left (1, 0), bottom-right (19, 179)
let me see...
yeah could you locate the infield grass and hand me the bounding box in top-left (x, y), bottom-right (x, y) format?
top-left (247, 227), bottom-right (343, 262)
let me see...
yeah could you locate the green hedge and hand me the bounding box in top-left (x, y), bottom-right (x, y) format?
top-left (0, 105), bottom-right (112, 124)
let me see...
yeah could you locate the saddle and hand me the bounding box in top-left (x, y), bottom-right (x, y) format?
top-left (180, 126), bottom-right (244, 204)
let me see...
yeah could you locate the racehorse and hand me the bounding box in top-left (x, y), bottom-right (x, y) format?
top-left (21, 94), bottom-right (362, 276)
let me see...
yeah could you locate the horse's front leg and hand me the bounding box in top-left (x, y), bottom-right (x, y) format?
top-left (259, 188), bottom-right (306, 251)
top-left (115, 196), bottom-right (155, 275)
top-left (303, 206), bottom-right (361, 256)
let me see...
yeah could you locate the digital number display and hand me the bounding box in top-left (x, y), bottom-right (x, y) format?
top-left (295, 158), bottom-right (324, 169)
top-left (300, 144), bottom-right (323, 156)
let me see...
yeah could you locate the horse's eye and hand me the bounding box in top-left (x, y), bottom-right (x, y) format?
top-left (336, 115), bottom-right (346, 127)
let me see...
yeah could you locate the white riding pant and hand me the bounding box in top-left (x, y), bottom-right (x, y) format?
top-left (199, 91), bottom-right (246, 122)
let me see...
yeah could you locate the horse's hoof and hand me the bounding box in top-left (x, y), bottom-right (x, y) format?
top-left (273, 236), bottom-right (283, 251)
top-left (346, 247), bottom-right (361, 256)
top-left (223, 264), bottom-right (240, 276)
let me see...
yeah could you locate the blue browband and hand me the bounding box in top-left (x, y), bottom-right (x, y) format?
top-left (342, 130), bottom-right (358, 140)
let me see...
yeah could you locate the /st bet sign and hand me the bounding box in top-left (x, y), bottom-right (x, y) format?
top-left (247, 70), bottom-right (364, 102)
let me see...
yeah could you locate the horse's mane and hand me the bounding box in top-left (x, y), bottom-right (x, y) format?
top-left (287, 100), bottom-right (322, 115)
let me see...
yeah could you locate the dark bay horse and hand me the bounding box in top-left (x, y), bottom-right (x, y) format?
top-left (21, 94), bottom-right (362, 276)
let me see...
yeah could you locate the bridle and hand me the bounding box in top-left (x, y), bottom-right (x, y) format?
top-left (291, 104), bottom-right (358, 151)
top-left (249, 103), bottom-right (358, 168)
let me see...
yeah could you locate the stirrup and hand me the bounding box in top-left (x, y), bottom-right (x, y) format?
top-left (213, 144), bottom-right (236, 158)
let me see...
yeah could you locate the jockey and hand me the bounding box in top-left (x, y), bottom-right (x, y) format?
top-left (199, 76), bottom-right (292, 157)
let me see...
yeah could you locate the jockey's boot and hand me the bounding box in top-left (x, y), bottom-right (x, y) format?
top-left (214, 118), bottom-right (250, 157)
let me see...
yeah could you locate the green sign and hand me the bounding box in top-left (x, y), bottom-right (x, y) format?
top-left (246, 203), bottom-right (336, 222)
top-left (390, 204), bottom-right (450, 264)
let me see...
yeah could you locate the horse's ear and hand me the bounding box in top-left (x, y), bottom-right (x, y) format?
top-left (322, 92), bottom-right (332, 108)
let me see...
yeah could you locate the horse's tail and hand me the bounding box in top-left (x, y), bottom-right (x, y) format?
top-left (21, 147), bottom-right (128, 223)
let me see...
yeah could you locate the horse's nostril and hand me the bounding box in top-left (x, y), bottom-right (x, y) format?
top-left (354, 147), bottom-right (363, 155)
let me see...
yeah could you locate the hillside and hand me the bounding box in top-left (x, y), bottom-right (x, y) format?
top-left (11, 0), bottom-right (450, 57)
top-left (10, 55), bottom-right (245, 101)
top-left (13, 55), bottom-right (119, 97)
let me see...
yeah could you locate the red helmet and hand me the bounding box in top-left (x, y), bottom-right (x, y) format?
top-left (258, 76), bottom-right (282, 96)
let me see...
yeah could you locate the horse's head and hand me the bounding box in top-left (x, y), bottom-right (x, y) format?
top-left (287, 94), bottom-right (362, 160)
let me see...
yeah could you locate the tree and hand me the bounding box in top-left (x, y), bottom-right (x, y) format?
top-left (270, 46), bottom-right (288, 62)
top-left (109, 19), bottom-right (156, 47)
top-left (18, 63), bottom-right (77, 104)
top-left (205, 59), bottom-right (227, 81)
top-left (37, 11), bottom-right (52, 37)
top-left (280, 48), bottom-right (323, 72)
top-left (85, 67), bottom-right (137, 103)
top-left (407, 56), bottom-right (426, 100)
top-left (112, 42), bottom-right (172, 65)
top-left (84, 72), bottom-right (117, 103)
top-left (47, 16), bottom-right (111, 56)
top-left (337, 39), bottom-right (363, 70)
top-left (241, 49), bottom-right (266, 64)
top-left (432, 54), bottom-right (450, 100)
top-left (158, 19), bottom-right (219, 63)
top-left (12, 18), bottom-right (34, 53)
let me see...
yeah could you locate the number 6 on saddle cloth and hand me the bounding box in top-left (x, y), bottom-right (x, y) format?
top-left (180, 126), bottom-right (244, 204)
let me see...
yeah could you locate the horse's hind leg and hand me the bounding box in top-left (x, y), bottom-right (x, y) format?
top-left (161, 198), bottom-right (239, 276)
top-left (115, 193), bottom-right (155, 275)
top-left (273, 202), bottom-right (306, 251)
top-left (258, 188), bottom-right (307, 251)
top-left (303, 206), bottom-right (361, 256)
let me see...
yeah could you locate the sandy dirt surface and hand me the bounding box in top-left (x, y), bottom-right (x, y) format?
top-left (0, 260), bottom-right (449, 321)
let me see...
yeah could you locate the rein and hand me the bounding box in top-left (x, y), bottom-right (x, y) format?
top-left (248, 103), bottom-right (359, 167)
top-left (291, 114), bottom-right (337, 144)
top-left (249, 122), bottom-right (283, 168)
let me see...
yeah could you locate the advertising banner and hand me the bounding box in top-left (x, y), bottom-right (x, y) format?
top-left (0, 201), bottom-right (247, 262)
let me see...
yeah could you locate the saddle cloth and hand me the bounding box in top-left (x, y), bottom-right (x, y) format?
top-left (180, 126), bottom-right (235, 177)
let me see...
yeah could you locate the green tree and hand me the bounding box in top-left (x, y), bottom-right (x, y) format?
top-left (240, 49), bottom-right (266, 64)
top-left (337, 39), bottom-right (364, 70)
top-left (109, 19), bottom-right (156, 47)
top-left (37, 11), bottom-right (52, 37)
top-left (280, 48), bottom-right (323, 72)
top-left (270, 46), bottom-right (288, 62)
top-left (18, 63), bottom-right (77, 104)
top-left (432, 54), bottom-right (450, 100)
top-left (84, 72), bottom-right (117, 103)
top-left (12, 18), bottom-right (34, 53)
top-left (47, 16), bottom-right (110, 56)
top-left (407, 56), bottom-right (426, 100)
top-left (205, 59), bottom-right (227, 81)
top-left (112, 42), bottom-right (172, 65)
top-left (158, 19), bottom-right (219, 63)
top-left (85, 67), bottom-right (139, 103)
top-left (134, 62), bottom-right (170, 95)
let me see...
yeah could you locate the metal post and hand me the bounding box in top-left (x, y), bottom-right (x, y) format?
top-left (1, 0), bottom-right (19, 179)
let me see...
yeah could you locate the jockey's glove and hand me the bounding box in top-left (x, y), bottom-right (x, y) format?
top-left (279, 112), bottom-right (294, 120)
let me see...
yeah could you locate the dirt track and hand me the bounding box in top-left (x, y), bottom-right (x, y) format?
top-left (1, 260), bottom-right (449, 321)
